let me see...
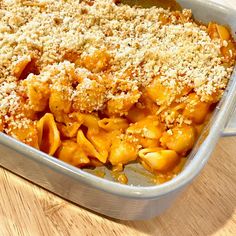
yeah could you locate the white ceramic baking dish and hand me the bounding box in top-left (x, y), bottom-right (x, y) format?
top-left (0, 0), bottom-right (235, 220)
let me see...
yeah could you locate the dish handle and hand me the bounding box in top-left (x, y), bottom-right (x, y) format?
top-left (222, 107), bottom-right (236, 137)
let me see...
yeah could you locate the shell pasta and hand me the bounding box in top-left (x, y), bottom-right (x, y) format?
top-left (0, 0), bottom-right (235, 184)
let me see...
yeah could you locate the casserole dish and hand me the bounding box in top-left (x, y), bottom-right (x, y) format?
top-left (0, 0), bottom-right (236, 220)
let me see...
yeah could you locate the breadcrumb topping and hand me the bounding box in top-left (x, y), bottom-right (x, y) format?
top-left (0, 0), bottom-right (234, 131)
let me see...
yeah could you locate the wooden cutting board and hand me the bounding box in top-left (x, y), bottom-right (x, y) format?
top-left (0, 0), bottom-right (235, 235)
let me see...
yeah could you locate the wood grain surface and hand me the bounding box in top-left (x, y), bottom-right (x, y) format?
top-left (0, 137), bottom-right (236, 236)
top-left (0, 0), bottom-right (236, 235)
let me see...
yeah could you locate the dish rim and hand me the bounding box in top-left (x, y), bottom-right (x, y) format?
top-left (0, 0), bottom-right (236, 200)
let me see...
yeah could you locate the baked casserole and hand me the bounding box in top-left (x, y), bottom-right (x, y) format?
top-left (0, 0), bottom-right (235, 184)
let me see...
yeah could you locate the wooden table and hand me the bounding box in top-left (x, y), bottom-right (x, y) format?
top-left (1, 137), bottom-right (236, 236)
top-left (1, 0), bottom-right (236, 235)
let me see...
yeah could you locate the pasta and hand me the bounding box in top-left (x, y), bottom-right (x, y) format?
top-left (146, 77), bottom-right (176, 106)
top-left (13, 55), bottom-right (32, 79)
top-left (160, 126), bottom-right (196, 155)
top-left (56, 140), bottom-right (90, 167)
top-left (139, 148), bottom-right (179, 172)
top-left (109, 136), bottom-right (138, 166)
top-left (0, 0), bottom-right (235, 185)
top-left (24, 74), bottom-right (50, 112)
top-left (182, 93), bottom-right (210, 124)
top-left (98, 118), bottom-right (129, 131)
top-left (37, 113), bottom-right (61, 155)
